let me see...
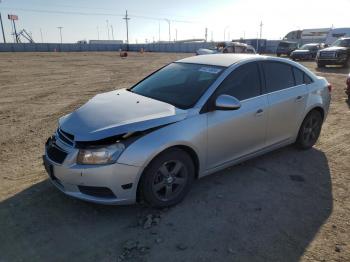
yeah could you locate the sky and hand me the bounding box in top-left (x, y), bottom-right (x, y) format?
top-left (0, 0), bottom-right (350, 44)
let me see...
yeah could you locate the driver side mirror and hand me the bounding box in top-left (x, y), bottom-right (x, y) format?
top-left (215, 94), bottom-right (241, 111)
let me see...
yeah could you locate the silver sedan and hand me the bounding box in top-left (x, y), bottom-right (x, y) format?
top-left (43, 54), bottom-right (331, 207)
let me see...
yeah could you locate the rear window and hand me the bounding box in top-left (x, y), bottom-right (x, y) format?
top-left (263, 62), bottom-right (295, 92)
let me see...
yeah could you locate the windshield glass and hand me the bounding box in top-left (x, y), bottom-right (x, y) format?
top-left (300, 44), bottom-right (317, 50)
top-left (332, 39), bottom-right (350, 47)
top-left (130, 63), bottom-right (225, 109)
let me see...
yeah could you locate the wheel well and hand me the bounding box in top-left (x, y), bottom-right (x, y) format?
top-left (309, 107), bottom-right (325, 121)
top-left (135, 145), bottom-right (200, 203)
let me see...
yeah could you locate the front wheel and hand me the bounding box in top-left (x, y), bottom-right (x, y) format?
top-left (139, 148), bottom-right (195, 207)
top-left (296, 110), bottom-right (323, 150)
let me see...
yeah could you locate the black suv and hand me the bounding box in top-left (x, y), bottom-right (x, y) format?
top-left (276, 41), bottom-right (298, 57)
top-left (316, 38), bottom-right (350, 68)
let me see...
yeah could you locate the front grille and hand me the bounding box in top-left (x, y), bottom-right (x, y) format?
top-left (320, 52), bottom-right (336, 58)
top-left (47, 144), bottom-right (68, 164)
top-left (78, 186), bottom-right (116, 199)
top-left (57, 129), bottom-right (74, 146)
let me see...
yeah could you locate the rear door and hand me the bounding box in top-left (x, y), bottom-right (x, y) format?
top-left (262, 62), bottom-right (308, 146)
top-left (206, 62), bottom-right (268, 170)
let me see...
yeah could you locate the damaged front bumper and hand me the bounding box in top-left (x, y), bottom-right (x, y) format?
top-left (43, 136), bottom-right (143, 205)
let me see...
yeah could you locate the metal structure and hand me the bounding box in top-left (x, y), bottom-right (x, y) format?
top-left (16, 29), bottom-right (34, 43)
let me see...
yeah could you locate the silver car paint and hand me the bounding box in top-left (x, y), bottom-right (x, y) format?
top-left (45, 54), bottom-right (331, 204)
top-left (59, 89), bottom-right (187, 141)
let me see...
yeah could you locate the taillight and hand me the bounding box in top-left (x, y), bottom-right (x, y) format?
top-left (327, 84), bottom-right (332, 92)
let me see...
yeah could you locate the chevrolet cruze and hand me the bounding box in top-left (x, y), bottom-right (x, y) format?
top-left (43, 54), bottom-right (331, 207)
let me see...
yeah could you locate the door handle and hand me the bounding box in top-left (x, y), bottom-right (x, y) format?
top-left (255, 109), bottom-right (264, 116)
top-left (295, 95), bottom-right (304, 102)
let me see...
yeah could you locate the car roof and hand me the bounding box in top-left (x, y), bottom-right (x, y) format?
top-left (177, 54), bottom-right (261, 67)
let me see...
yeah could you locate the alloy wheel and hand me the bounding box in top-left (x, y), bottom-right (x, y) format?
top-left (152, 160), bottom-right (188, 201)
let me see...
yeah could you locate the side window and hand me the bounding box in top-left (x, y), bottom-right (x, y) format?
top-left (304, 74), bottom-right (313, 84)
top-left (263, 62), bottom-right (295, 92)
top-left (292, 67), bottom-right (304, 86)
top-left (215, 63), bottom-right (261, 100)
top-left (293, 66), bottom-right (313, 85)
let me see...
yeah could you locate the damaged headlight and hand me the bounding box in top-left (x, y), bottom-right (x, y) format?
top-left (77, 143), bottom-right (125, 165)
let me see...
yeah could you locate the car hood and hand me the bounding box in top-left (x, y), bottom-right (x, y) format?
top-left (321, 46), bottom-right (347, 52)
top-left (196, 48), bottom-right (218, 55)
top-left (59, 89), bottom-right (187, 141)
top-left (292, 49), bottom-right (310, 54)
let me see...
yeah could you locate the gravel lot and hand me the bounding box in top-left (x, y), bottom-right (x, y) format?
top-left (0, 52), bottom-right (349, 262)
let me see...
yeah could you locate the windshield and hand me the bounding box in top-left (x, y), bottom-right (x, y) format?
top-left (300, 44), bottom-right (317, 50)
top-left (130, 63), bottom-right (225, 109)
top-left (332, 39), bottom-right (350, 47)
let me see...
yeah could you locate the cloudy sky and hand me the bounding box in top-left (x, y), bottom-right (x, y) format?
top-left (1, 0), bottom-right (350, 43)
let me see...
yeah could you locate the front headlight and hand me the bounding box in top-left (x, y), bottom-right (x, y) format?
top-left (77, 143), bottom-right (125, 165)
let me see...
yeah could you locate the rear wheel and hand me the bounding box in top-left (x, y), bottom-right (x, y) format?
top-left (139, 148), bottom-right (195, 207)
top-left (296, 110), bottom-right (323, 149)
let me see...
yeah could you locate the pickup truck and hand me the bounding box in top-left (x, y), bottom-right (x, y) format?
top-left (316, 37), bottom-right (350, 68)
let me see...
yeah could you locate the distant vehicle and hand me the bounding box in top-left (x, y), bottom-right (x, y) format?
top-left (196, 42), bottom-right (256, 55)
top-left (290, 43), bottom-right (325, 60)
top-left (77, 40), bottom-right (88, 44)
top-left (276, 41), bottom-right (299, 57)
top-left (282, 28), bottom-right (350, 46)
top-left (346, 73), bottom-right (350, 100)
top-left (316, 37), bottom-right (350, 68)
top-left (44, 54), bottom-right (331, 207)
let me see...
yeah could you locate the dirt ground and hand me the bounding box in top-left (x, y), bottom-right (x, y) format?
top-left (0, 52), bottom-right (349, 262)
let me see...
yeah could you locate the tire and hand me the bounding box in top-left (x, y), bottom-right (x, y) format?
top-left (296, 110), bottom-right (323, 150)
top-left (276, 53), bottom-right (281, 57)
top-left (139, 148), bottom-right (195, 207)
top-left (344, 58), bottom-right (350, 68)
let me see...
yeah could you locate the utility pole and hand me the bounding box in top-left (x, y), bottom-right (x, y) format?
top-left (97, 26), bottom-right (99, 40)
top-left (57, 26), bottom-right (63, 44)
top-left (211, 31), bottom-right (213, 42)
top-left (0, 13), bottom-right (5, 43)
top-left (111, 25), bottom-right (114, 40)
top-left (106, 20), bottom-right (110, 40)
top-left (0, 0), bottom-right (5, 43)
top-left (175, 28), bottom-right (177, 41)
top-left (158, 21), bottom-right (160, 42)
top-left (40, 28), bottom-right (43, 43)
top-left (259, 21), bottom-right (263, 39)
top-left (205, 27), bottom-right (208, 42)
top-left (164, 19), bottom-right (170, 42)
top-left (123, 10), bottom-right (130, 44)
top-left (12, 19), bottom-right (18, 43)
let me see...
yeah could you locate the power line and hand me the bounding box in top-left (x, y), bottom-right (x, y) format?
top-left (1, 7), bottom-right (200, 24)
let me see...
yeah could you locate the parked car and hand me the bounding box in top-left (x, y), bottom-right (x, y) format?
top-left (276, 41), bottom-right (299, 57)
top-left (290, 43), bottom-right (324, 60)
top-left (346, 73), bottom-right (350, 100)
top-left (316, 37), bottom-right (350, 68)
top-left (196, 42), bottom-right (256, 55)
top-left (44, 54), bottom-right (331, 207)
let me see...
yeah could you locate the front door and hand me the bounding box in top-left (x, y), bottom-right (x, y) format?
top-left (206, 62), bottom-right (268, 170)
